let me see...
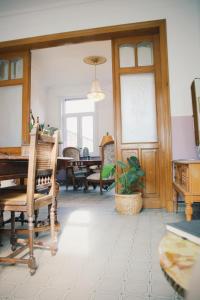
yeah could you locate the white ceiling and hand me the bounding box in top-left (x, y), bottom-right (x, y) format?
top-left (31, 40), bottom-right (112, 91)
top-left (0, 0), bottom-right (100, 16)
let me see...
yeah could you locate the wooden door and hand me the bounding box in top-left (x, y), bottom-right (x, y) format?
top-left (112, 34), bottom-right (172, 208)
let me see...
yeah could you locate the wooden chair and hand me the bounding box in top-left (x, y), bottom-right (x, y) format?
top-left (85, 141), bottom-right (115, 194)
top-left (0, 143), bottom-right (59, 228)
top-left (63, 146), bottom-right (80, 161)
top-left (0, 124), bottom-right (59, 274)
top-left (63, 147), bottom-right (88, 190)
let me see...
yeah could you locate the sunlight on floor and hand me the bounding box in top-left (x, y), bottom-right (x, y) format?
top-left (68, 210), bottom-right (91, 225)
top-left (58, 210), bottom-right (91, 256)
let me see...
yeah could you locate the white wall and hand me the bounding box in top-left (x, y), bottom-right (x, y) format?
top-left (31, 64), bottom-right (47, 124)
top-left (0, 0), bottom-right (200, 117)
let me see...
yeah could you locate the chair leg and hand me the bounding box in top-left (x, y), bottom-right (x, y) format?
top-left (55, 183), bottom-right (59, 224)
top-left (28, 216), bottom-right (37, 275)
top-left (92, 184), bottom-right (97, 190)
top-left (34, 209), bottom-right (39, 237)
top-left (55, 197), bottom-right (58, 224)
top-left (10, 212), bottom-right (17, 251)
top-left (0, 211), bottom-right (3, 246)
top-left (48, 205), bottom-right (51, 224)
top-left (19, 212), bottom-right (25, 226)
top-left (100, 181), bottom-right (103, 195)
top-left (50, 202), bottom-right (57, 256)
top-left (0, 211), bottom-right (4, 227)
top-left (84, 179), bottom-right (88, 192)
top-left (66, 169), bottom-right (69, 190)
top-left (72, 177), bottom-right (77, 191)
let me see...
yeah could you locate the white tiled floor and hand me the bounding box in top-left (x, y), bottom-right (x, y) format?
top-left (0, 187), bottom-right (187, 300)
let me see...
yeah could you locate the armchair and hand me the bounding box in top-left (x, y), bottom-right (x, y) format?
top-left (85, 141), bottom-right (115, 194)
top-left (62, 147), bottom-right (88, 190)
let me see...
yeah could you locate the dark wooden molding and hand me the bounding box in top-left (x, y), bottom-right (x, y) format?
top-left (0, 19), bottom-right (162, 53)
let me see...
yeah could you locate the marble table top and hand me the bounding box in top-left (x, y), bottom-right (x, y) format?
top-left (159, 232), bottom-right (200, 291)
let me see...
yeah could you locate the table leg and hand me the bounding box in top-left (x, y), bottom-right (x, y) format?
top-left (55, 182), bottom-right (59, 224)
top-left (185, 197), bottom-right (193, 221)
top-left (10, 212), bottom-right (17, 251)
top-left (0, 211), bottom-right (3, 246)
top-left (173, 187), bottom-right (178, 212)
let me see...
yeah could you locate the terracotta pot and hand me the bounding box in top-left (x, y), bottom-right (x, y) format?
top-left (115, 192), bottom-right (143, 215)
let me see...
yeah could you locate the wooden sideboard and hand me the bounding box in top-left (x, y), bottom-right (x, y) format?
top-left (173, 160), bottom-right (200, 221)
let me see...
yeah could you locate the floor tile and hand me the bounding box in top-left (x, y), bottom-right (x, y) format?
top-left (0, 187), bottom-right (185, 300)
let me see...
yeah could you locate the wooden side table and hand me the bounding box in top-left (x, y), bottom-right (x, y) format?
top-left (173, 160), bottom-right (200, 221)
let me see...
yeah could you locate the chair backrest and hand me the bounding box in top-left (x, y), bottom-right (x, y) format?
top-left (63, 147), bottom-right (80, 161)
top-left (101, 141), bottom-right (115, 167)
top-left (26, 124), bottom-right (59, 216)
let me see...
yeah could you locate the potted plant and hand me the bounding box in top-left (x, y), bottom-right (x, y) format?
top-left (102, 155), bottom-right (145, 214)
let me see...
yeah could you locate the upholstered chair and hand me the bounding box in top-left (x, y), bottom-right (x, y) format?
top-left (86, 141), bottom-right (115, 194)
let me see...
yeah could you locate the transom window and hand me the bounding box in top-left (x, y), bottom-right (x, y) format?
top-left (119, 41), bottom-right (153, 68)
top-left (62, 98), bottom-right (95, 154)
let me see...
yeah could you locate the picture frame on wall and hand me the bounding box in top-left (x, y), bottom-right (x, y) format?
top-left (191, 78), bottom-right (200, 146)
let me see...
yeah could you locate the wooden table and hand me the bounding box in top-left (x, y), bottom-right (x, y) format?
top-left (0, 155), bottom-right (74, 182)
top-left (159, 232), bottom-right (200, 295)
top-left (0, 156), bottom-right (98, 181)
top-left (173, 160), bottom-right (200, 221)
top-left (57, 156), bottom-right (101, 170)
top-left (0, 155), bottom-right (28, 181)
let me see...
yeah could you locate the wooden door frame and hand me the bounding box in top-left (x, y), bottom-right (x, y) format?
top-left (0, 19), bottom-right (172, 210)
top-left (112, 34), bottom-right (170, 210)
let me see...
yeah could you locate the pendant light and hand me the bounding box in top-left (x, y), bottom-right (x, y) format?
top-left (83, 56), bottom-right (106, 102)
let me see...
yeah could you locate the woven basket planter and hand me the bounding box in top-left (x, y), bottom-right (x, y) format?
top-left (115, 192), bottom-right (143, 215)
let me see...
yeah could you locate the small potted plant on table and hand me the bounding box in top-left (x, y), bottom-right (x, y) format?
top-left (102, 156), bottom-right (145, 214)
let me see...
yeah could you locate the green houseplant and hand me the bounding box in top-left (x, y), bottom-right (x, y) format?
top-left (102, 155), bottom-right (145, 214)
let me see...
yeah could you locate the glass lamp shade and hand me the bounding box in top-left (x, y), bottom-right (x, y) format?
top-left (87, 79), bottom-right (105, 102)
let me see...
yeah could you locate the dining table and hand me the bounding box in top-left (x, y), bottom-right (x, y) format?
top-left (0, 154), bottom-right (101, 178)
top-left (0, 155), bottom-right (75, 182)
top-left (57, 156), bottom-right (102, 170)
top-left (0, 154), bottom-right (73, 237)
top-left (0, 155), bottom-right (28, 182)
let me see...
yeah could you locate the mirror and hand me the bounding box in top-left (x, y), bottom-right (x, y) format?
top-left (191, 78), bottom-right (200, 146)
top-left (0, 85), bottom-right (22, 147)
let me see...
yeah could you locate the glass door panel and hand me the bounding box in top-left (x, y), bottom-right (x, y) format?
top-left (0, 85), bottom-right (22, 147)
top-left (119, 44), bottom-right (135, 68)
top-left (11, 58), bottom-right (23, 79)
top-left (137, 42), bottom-right (153, 66)
top-left (0, 60), bottom-right (9, 81)
top-left (120, 73), bottom-right (157, 143)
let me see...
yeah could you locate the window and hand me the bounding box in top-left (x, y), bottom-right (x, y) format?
top-left (62, 98), bottom-right (95, 154)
